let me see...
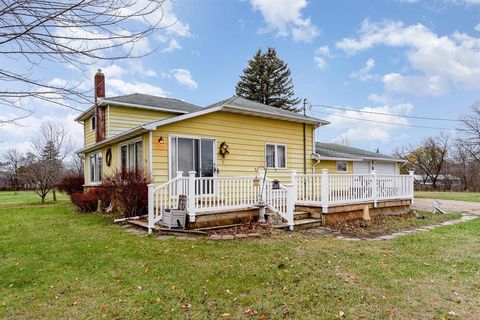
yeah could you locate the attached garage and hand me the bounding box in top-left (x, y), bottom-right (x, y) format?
top-left (315, 143), bottom-right (404, 175)
top-left (373, 162), bottom-right (398, 174)
top-left (353, 161), bottom-right (371, 174)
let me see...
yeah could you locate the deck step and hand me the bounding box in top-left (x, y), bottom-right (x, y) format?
top-left (273, 218), bottom-right (322, 230)
top-left (293, 211), bottom-right (311, 221)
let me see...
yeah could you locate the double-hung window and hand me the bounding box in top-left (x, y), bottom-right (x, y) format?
top-left (89, 151), bottom-right (102, 183)
top-left (120, 140), bottom-right (143, 172)
top-left (265, 143), bottom-right (287, 169)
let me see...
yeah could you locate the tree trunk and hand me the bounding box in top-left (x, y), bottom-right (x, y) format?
top-left (53, 188), bottom-right (57, 202)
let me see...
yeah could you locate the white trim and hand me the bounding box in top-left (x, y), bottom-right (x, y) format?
top-left (100, 100), bottom-right (191, 115)
top-left (88, 150), bottom-right (102, 183)
top-left (265, 142), bottom-right (287, 169)
top-left (336, 161), bottom-right (348, 173)
top-left (149, 131), bottom-right (153, 178)
top-left (223, 105), bottom-right (328, 127)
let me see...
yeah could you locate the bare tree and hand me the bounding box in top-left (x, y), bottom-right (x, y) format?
top-left (2, 148), bottom-right (25, 191)
top-left (0, 0), bottom-right (168, 123)
top-left (459, 102), bottom-right (480, 164)
top-left (404, 133), bottom-right (449, 190)
top-left (29, 121), bottom-right (73, 201)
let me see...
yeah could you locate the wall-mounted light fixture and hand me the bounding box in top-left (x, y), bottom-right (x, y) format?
top-left (158, 136), bottom-right (165, 144)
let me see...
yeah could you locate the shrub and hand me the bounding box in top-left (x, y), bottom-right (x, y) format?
top-left (71, 190), bottom-right (98, 213)
top-left (57, 174), bottom-right (85, 196)
top-left (102, 169), bottom-right (151, 218)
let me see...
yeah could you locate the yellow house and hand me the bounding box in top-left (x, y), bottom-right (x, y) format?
top-left (76, 71), bottom-right (413, 232)
top-left (76, 94), bottom-right (330, 187)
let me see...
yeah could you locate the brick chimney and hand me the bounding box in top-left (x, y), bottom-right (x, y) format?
top-left (94, 69), bottom-right (106, 142)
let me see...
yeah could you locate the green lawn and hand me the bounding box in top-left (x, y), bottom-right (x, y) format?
top-left (1, 196), bottom-right (479, 319)
top-left (0, 190), bottom-right (68, 206)
top-left (416, 191), bottom-right (480, 203)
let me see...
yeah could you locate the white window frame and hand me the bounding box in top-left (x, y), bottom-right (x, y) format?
top-left (336, 161), bottom-right (348, 173)
top-left (265, 143), bottom-right (287, 169)
top-left (118, 137), bottom-right (144, 172)
top-left (90, 115), bottom-right (96, 131)
top-left (89, 151), bottom-right (102, 183)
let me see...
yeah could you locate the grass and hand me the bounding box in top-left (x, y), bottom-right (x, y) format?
top-left (328, 211), bottom-right (463, 238)
top-left (0, 194), bottom-right (479, 319)
top-left (415, 191), bottom-right (480, 203)
top-left (0, 190), bottom-right (68, 207)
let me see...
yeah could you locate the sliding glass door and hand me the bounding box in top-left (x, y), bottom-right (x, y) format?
top-left (170, 136), bottom-right (216, 180)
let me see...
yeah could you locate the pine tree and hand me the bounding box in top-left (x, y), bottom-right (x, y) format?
top-left (235, 48), bottom-right (300, 111)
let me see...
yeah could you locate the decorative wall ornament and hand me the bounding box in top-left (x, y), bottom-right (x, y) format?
top-left (219, 141), bottom-right (229, 158)
top-left (106, 148), bottom-right (112, 166)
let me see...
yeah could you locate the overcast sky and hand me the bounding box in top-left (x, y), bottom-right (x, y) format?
top-left (1, 0), bottom-right (479, 154)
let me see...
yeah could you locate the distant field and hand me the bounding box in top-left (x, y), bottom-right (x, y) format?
top-left (415, 191), bottom-right (480, 203)
top-left (0, 190), bottom-right (68, 206)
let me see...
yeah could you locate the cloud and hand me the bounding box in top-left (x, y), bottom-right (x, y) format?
top-left (0, 113), bottom-right (83, 153)
top-left (170, 69), bottom-right (198, 89)
top-left (350, 58), bottom-right (376, 81)
top-left (313, 46), bottom-right (332, 69)
top-left (108, 79), bottom-right (167, 96)
top-left (250, 0), bottom-right (319, 42)
top-left (319, 103), bottom-right (413, 142)
top-left (336, 19), bottom-right (480, 95)
top-left (162, 38), bottom-right (182, 53)
top-left (476, 23), bottom-right (480, 32)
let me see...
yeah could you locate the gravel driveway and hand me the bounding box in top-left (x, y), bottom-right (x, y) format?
top-left (413, 198), bottom-right (480, 216)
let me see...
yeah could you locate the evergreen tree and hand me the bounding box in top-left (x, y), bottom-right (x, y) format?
top-left (235, 48), bottom-right (300, 111)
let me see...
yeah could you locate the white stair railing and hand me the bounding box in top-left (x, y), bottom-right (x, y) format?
top-left (147, 171), bottom-right (188, 234)
top-left (264, 179), bottom-right (295, 230)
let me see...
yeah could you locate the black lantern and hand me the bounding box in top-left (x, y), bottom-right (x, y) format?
top-left (272, 179), bottom-right (281, 190)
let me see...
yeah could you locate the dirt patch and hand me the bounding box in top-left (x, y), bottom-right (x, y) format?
top-left (326, 211), bottom-right (461, 238)
top-left (208, 221), bottom-right (272, 237)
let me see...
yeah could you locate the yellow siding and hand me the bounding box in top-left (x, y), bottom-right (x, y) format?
top-left (84, 116), bottom-right (95, 147)
top-left (151, 111), bottom-right (316, 185)
top-left (107, 105), bottom-right (175, 137)
top-left (316, 160), bottom-right (353, 174)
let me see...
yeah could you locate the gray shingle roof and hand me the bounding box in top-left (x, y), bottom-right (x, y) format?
top-left (206, 96), bottom-right (329, 125)
top-left (315, 142), bottom-right (402, 161)
top-left (104, 93), bottom-right (201, 113)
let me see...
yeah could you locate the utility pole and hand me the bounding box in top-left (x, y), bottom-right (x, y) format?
top-left (303, 98), bottom-right (307, 175)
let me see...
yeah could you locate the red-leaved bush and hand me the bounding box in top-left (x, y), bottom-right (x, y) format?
top-left (71, 189), bottom-right (98, 213)
top-left (101, 169), bottom-right (151, 218)
top-left (57, 174), bottom-right (85, 196)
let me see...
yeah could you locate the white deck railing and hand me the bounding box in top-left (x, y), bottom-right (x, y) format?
top-left (294, 169), bottom-right (414, 212)
top-left (147, 169), bottom-right (414, 233)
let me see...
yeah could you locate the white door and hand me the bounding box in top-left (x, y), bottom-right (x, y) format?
top-left (374, 162), bottom-right (396, 174)
top-left (353, 161), bottom-right (370, 174)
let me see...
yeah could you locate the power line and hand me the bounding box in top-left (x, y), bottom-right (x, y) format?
top-left (311, 109), bottom-right (461, 131)
top-left (310, 103), bottom-right (462, 122)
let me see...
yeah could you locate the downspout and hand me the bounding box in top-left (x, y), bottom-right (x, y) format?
top-left (312, 126), bottom-right (321, 174)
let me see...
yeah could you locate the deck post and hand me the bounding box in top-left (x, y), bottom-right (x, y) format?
top-left (286, 184), bottom-right (295, 231)
top-left (290, 170), bottom-right (297, 203)
top-left (371, 170), bottom-right (378, 208)
top-left (409, 170), bottom-right (415, 204)
top-left (321, 169), bottom-right (329, 213)
top-left (176, 171), bottom-right (183, 196)
top-left (147, 183), bottom-right (155, 235)
top-left (187, 171), bottom-right (196, 223)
